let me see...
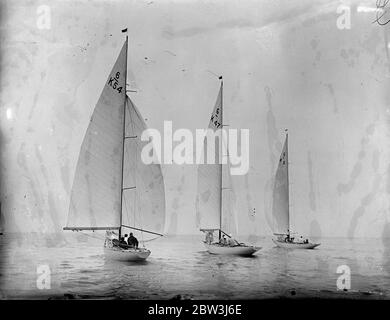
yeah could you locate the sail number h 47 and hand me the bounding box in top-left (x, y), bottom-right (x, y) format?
top-left (139, 120), bottom-right (250, 176)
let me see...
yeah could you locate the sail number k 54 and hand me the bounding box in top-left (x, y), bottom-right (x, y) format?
top-left (108, 72), bottom-right (123, 93)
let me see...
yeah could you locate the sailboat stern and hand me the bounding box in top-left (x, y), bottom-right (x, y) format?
top-left (272, 238), bottom-right (320, 249)
top-left (103, 246), bottom-right (151, 261)
top-left (204, 243), bottom-right (261, 256)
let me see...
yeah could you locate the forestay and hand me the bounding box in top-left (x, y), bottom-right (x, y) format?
top-left (121, 97), bottom-right (166, 241)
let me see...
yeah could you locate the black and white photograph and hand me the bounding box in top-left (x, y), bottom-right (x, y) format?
top-left (0, 0), bottom-right (390, 310)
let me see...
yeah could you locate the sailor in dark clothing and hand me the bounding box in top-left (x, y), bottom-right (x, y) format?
top-left (113, 236), bottom-right (129, 249)
top-left (127, 232), bottom-right (139, 249)
top-left (120, 237), bottom-right (127, 244)
top-left (285, 229), bottom-right (290, 242)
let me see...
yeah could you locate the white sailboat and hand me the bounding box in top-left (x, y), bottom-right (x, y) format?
top-left (196, 79), bottom-right (261, 256)
top-left (64, 33), bottom-right (166, 261)
top-left (271, 131), bottom-right (320, 249)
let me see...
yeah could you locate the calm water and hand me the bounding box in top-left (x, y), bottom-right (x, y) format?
top-left (1, 233), bottom-right (390, 299)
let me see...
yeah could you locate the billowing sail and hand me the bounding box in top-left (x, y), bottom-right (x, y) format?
top-left (272, 135), bottom-right (289, 235)
top-left (221, 155), bottom-right (238, 237)
top-left (196, 84), bottom-right (223, 230)
top-left (121, 96), bottom-right (166, 241)
top-left (65, 40), bottom-right (127, 230)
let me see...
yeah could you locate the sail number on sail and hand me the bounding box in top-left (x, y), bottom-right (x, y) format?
top-left (107, 71), bottom-right (123, 93)
top-left (210, 107), bottom-right (221, 128)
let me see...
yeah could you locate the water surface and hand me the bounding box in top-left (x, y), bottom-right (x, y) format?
top-left (0, 234), bottom-right (389, 299)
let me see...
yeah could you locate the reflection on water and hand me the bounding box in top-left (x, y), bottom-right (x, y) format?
top-left (0, 233), bottom-right (390, 299)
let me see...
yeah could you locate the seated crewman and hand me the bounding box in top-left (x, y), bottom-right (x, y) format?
top-left (205, 231), bottom-right (214, 244)
top-left (227, 237), bottom-right (238, 246)
top-left (127, 232), bottom-right (139, 249)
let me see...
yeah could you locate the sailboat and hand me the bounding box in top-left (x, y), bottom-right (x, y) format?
top-left (271, 131), bottom-right (320, 249)
top-left (64, 33), bottom-right (166, 261)
top-left (196, 78), bottom-right (261, 256)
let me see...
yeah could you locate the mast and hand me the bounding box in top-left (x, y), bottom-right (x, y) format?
top-left (119, 33), bottom-right (129, 240)
top-left (219, 78), bottom-right (223, 240)
top-left (285, 129), bottom-right (290, 236)
top-left (0, 201), bottom-right (2, 235)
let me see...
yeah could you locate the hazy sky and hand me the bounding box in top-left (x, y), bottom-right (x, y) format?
top-left (1, 0), bottom-right (390, 238)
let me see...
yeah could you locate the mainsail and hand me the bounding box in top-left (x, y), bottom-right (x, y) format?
top-left (121, 96), bottom-right (166, 241)
top-left (65, 40), bottom-right (127, 230)
top-left (196, 83), bottom-right (223, 230)
top-left (196, 82), bottom-right (237, 237)
top-left (65, 36), bottom-right (165, 241)
top-left (272, 134), bottom-right (290, 235)
top-left (221, 154), bottom-right (238, 237)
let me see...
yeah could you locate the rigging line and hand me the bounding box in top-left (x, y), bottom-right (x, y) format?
top-left (131, 104), bottom-right (140, 243)
top-left (219, 93), bottom-right (237, 236)
top-left (123, 185), bottom-right (131, 234)
top-left (121, 225), bottom-right (163, 236)
top-left (137, 148), bottom-right (146, 246)
top-left (219, 82), bottom-right (223, 240)
top-left (121, 103), bottom-right (129, 235)
top-left (140, 235), bottom-right (161, 243)
top-left (128, 98), bottom-right (144, 246)
top-left (225, 122), bottom-right (239, 235)
top-left (124, 102), bottom-right (133, 233)
top-left (225, 134), bottom-right (238, 235)
top-left (135, 106), bottom-right (148, 245)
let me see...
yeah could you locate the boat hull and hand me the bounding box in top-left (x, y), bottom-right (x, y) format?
top-left (204, 243), bottom-right (261, 256)
top-left (272, 239), bottom-right (320, 249)
top-left (104, 247), bottom-right (151, 261)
